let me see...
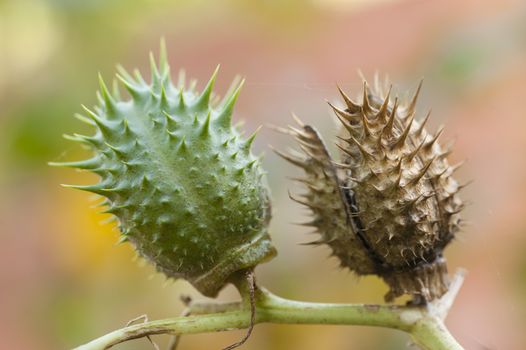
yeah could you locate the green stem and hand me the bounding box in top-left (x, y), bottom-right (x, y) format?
top-left (410, 318), bottom-right (463, 350)
top-left (73, 285), bottom-right (463, 350)
top-left (74, 270), bottom-right (466, 350)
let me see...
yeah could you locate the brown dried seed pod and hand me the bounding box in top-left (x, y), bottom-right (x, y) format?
top-left (276, 78), bottom-right (464, 303)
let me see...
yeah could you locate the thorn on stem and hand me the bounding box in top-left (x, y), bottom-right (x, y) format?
top-left (125, 315), bottom-right (160, 350)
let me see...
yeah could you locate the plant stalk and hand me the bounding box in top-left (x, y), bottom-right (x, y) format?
top-left (73, 284), bottom-right (464, 350)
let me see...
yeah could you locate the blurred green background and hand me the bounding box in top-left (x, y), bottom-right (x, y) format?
top-left (1, 0), bottom-right (526, 349)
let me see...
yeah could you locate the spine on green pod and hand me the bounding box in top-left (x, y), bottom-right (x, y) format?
top-left (50, 41), bottom-right (276, 297)
top-left (276, 78), bottom-right (464, 303)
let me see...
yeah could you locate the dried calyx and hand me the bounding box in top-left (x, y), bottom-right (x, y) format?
top-left (276, 77), bottom-right (464, 302)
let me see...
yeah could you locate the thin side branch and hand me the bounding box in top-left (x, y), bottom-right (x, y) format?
top-left (431, 269), bottom-right (467, 321)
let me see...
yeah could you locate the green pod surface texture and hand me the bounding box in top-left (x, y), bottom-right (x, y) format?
top-left (52, 43), bottom-right (276, 297)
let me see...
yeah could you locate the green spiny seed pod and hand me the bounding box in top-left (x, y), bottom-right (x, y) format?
top-left (277, 78), bottom-right (464, 302)
top-left (50, 42), bottom-right (276, 297)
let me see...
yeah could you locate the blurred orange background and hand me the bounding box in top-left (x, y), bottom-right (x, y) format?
top-left (1, 0), bottom-right (526, 349)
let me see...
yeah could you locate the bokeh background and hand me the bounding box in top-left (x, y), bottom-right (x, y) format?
top-left (1, 0), bottom-right (526, 349)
